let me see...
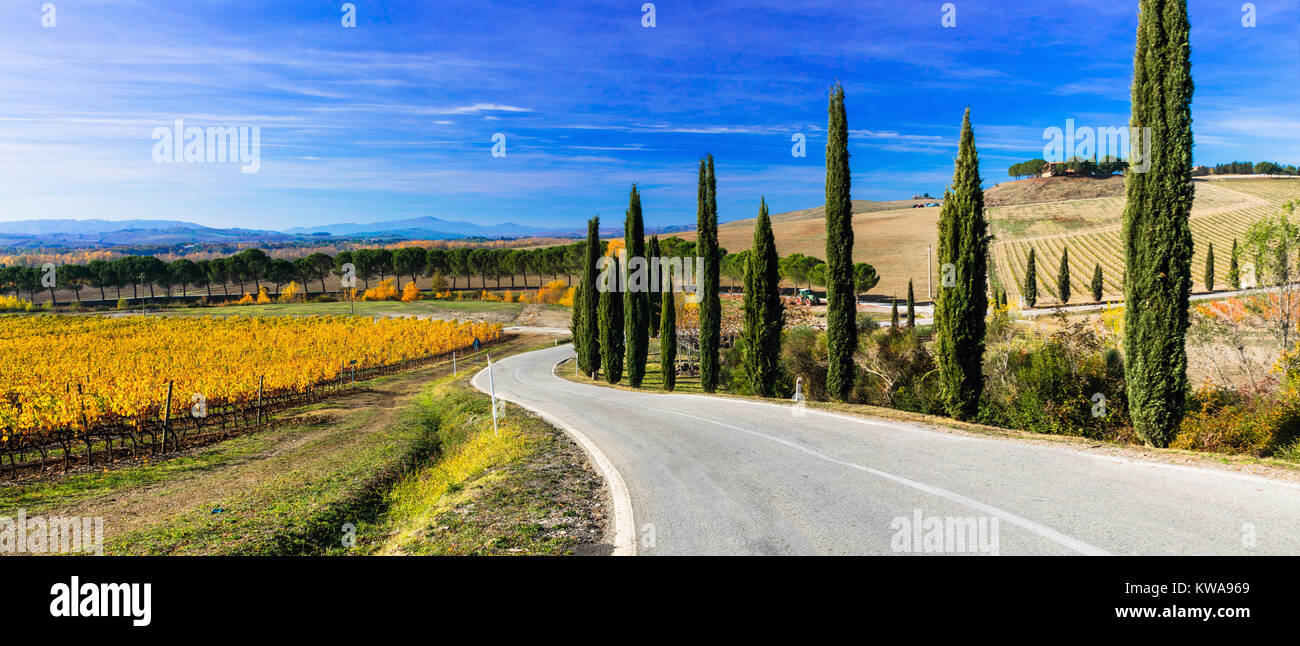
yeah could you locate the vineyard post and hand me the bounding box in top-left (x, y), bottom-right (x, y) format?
top-left (74, 383), bottom-right (87, 469)
top-left (453, 351), bottom-right (456, 376)
top-left (164, 380), bottom-right (173, 453)
top-left (256, 376), bottom-right (264, 425)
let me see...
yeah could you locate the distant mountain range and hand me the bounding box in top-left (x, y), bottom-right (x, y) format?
top-left (0, 220), bottom-right (292, 249)
top-left (283, 215), bottom-right (577, 239)
top-left (0, 216), bottom-right (693, 249)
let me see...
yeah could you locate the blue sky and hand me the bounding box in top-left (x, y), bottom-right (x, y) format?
top-left (0, 0), bottom-right (1296, 231)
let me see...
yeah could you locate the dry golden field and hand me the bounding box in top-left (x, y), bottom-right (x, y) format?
top-left (678, 178), bottom-right (1300, 306)
top-left (679, 199), bottom-right (941, 301)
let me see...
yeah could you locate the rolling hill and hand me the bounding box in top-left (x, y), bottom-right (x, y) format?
top-left (674, 177), bottom-right (1295, 304)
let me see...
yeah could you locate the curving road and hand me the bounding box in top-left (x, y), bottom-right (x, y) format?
top-left (474, 344), bottom-right (1300, 556)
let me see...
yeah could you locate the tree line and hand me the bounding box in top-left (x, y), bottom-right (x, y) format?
top-left (2, 231), bottom-right (883, 306)
top-left (0, 244), bottom-right (587, 304)
top-left (1008, 156), bottom-right (1129, 179)
top-left (1200, 161), bottom-right (1299, 176)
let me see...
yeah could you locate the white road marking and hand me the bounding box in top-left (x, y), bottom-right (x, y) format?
top-left (472, 362), bottom-right (637, 556)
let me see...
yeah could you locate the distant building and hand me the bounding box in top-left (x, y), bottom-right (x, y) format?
top-left (1040, 161), bottom-right (1077, 177)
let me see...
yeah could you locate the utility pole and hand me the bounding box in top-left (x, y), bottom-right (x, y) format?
top-left (926, 245), bottom-right (933, 300)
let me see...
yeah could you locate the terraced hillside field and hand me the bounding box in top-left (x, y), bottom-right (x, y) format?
top-left (992, 179), bottom-right (1298, 305)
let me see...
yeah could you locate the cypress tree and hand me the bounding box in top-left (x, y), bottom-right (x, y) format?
top-left (697, 156), bottom-right (722, 393)
top-left (624, 185), bottom-right (649, 387)
top-left (647, 235), bottom-right (661, 338)
top-left (1123, 0), bottom-right (1194, 447)
top-left (740, 197), bottom-right (783, 396)
top-left (660, 265), bottom-right (677, 392)
top-left (1228, 239), bottom-right (1241, 289)
top-left (572, 281), bottom-right (584, 360)
top-left (1024, 249), bottom-right (1038, 308)
top-left (1091, 263), bottom-right (1104, 303)
top-left (578, 217), bottom-right (602, 377)
top-left (933, 108), bottom-right (989, 421)
top-left (599, 255), bottom-right (624, 384)
top-left (890, 298), bottom-right (899, 328)
top-left (906, 280), bottom-right (916, 328)
top-left (1057, 246), bottom-right (1071, 304)
top-left (824, 83), bottom-right (855, 401)
top-left (1204, 242), bottom-right (1215, 291)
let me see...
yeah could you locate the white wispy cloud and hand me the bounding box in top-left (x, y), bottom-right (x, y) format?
top-left (429, 103), bottom-right (532, 115)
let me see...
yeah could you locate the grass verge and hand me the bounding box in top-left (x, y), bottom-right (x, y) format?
top-left (356, 375), bottom-right (608, 556)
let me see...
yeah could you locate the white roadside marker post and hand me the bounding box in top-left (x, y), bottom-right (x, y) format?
top-left (452, 351), bottom-right (456, 376)
top-left (792, 377), bottom-right (807, 418)
top-left (488, 354), bottom-right (499, 437)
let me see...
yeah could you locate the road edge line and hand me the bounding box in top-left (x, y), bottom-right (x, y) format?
top-left (472, 354), bottom-right (637, 556)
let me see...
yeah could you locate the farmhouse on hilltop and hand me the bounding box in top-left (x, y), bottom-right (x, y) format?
top-left (1039, 161), bottom-right (1078, 177)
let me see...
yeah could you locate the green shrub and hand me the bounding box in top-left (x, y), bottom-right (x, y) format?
top-left (1173, 389), bottom-right (1300, 457)
top-left (980, 320), bottom-right (1130, 440)
top-left (856, 313), bottom-right (880, 335)
top-left (854, 328), bottom-right (942, 414)
top-left (780, 327), bottom-right (827, 401)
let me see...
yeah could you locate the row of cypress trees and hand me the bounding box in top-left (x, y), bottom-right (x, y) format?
top-left (575, 1), bottom-right (1194, 449)
top-left (572, 174), bottom-right (719, 392)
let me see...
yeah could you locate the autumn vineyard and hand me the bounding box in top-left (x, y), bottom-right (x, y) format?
top-left (0, 315), bottom-right (502, 476)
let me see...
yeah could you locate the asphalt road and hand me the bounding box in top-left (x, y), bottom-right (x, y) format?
top-left (474, 344), bottom-right (1300, 556)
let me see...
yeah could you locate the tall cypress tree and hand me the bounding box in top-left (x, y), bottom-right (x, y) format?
top-left (890, 298), bottom-right (899, 328)
top-left (578, 217), bottom-right (602, 377)
top-left (624, 185), bottom-right (649, 387)
top-left (572, 281), bottom-right (584, 360)
top-left (740, 198), bottom-right (783, 396)
top-left (933, 108), bottom-right (989, 421)
top-left (1123, 0), bottom-right (1194, 448)
top-left (1228, 239), bottom-right (1241, 289)
top-left (697, 156), bottom-right (722, 393)
top-left (661, 265), bottom-right (677, 392)
top-left (1091, 263), bottom-right (1104, 303)
top-left (1057, 246), bottom-right (1071, 304)
top-left (1024, 249), bottom-right (1038, 308)
top-left (648, 235), bottom-right (661, 338)
top-left (824, 83), bottom-right (855, 401)
top-left (599, 255), bottom-right (624, 384)
top-left (906, 280), bottom-right (916, 328)
top-left (1204, 242), bottom-right (1215, 291)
